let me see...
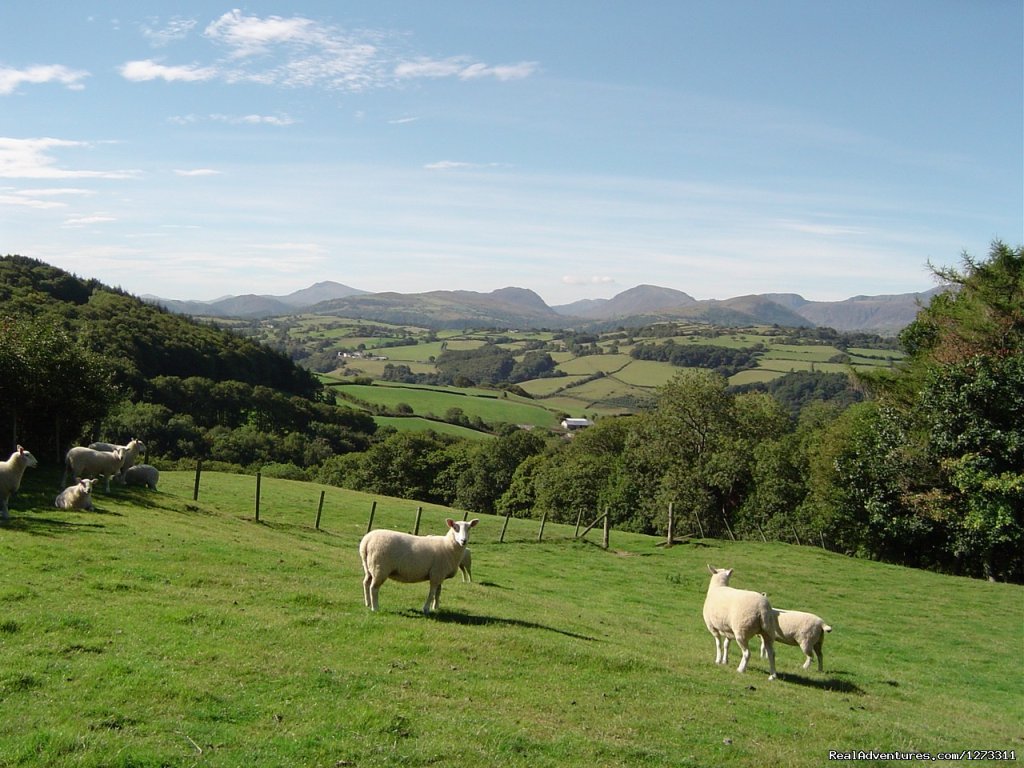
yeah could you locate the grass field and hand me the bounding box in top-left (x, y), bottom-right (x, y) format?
top-left (2, 468), bottom-right (1019, 767)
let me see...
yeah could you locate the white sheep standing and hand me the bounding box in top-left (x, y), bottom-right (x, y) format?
top-left (88, 438), bottom-right (145, 479)
top-left (63, 446), bottom-right (126, 493)
top-left (360, 518), bottom-right (479, 614)
top-left (459, 547), bottom-right (472, 583)
top-left (123, 464), bottom-right (159, 490)
top-left (759, 609), bottom-right (833, 671)
top-left (0, 445), bottom-right (38, 520)
top-left (702, 565), bottom-right (778, 680)
top-left (54, 478), bottom-right (96, 510)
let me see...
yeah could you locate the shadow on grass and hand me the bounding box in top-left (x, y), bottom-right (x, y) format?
top-left (414, 609), bottom-right (598, 641)
top-left (776, 670), bottom-right (865, 694)
top-left (0, 514), bottom-right (108, 537)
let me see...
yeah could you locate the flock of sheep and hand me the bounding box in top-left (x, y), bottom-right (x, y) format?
top-left (0, 439), bottom-right (159, 518)
top-left (5, 442), bottom-right (831, 678)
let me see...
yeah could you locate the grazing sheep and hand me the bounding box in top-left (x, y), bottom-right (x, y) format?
top-left (702, 565), bottom-right (778, 680)
top-left (63, 446), bottom-right (126, 493)
top-left (0, 445), bottom-right (38, 520)
top-left (360, 518), bottom-right (479, 614)
top-left (88, 438), bottom-right (145, 478)
top-left (459, 547), bottom-right (472, 583)
top-left (759, 609), bottom-right (833, 671)
top-left (54, 478), bottom-right (96, 510)
top-left (123, 464), bottom-right (159, 490)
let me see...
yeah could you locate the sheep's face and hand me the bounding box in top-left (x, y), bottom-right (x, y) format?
top-left (80, 479), bottom-right (96, 494)
top-left (16, 446), bottom-right (38, 468)
top-left (446, 518), bottom-right (479, 546)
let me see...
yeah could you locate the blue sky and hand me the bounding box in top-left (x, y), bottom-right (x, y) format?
top-left (1, 1), bottom-right (1021, 306)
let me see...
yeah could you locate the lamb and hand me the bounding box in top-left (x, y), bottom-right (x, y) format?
top-left (459, 547), bottom-right (472, 583)
top-left (0, 445), bottom-right (38, 520)
top-left (123, 464), bottom-right (159, 490)
top-left (360, 518), bottom-right (479, 615)
top-left (88, 438), bottom-right (145, 479)
top-left (759, 609), bottom-right (833, 671)
top-left (63, 446), bottom-right (126, 493)
top-left (702, 565), bottom-right (778, 680)
top-left (54, 478), bottom-right (96, 510)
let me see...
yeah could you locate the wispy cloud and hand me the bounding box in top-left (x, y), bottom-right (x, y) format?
top-left (561, 275), bottom-right (616, 287)
top-left (174, 168), bottom-right (221, 177)
top-left (169, 113), bottom-right (296, 126)
top-left (395, 57), bottom-right (537, 81)
top-left (388, 116), bottom-right (420, 125)
top-left (424, 160), bottom-right (510, 170)
top-left (120, 59), bottom-right (217, 82)
top-left (63, 214), bottom-right (117, 226)
top-left (0, 64), bottom-right (89, 95)
top-left (141, 17), bottom-right (197, 47)
top-left (119, 11), bottom-right (537, 93)
top-left (0, 137), bottom-right (140, 179)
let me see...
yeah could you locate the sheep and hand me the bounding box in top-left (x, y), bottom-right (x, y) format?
top-left (702, 565), bottom-right (778, 680)
top-left (88, 438), bottom-right (145, 479)
top-left (63, 446), bottom-right (126, 493)
top-left (54, 478), bottom-right (96, 510)
top-left (459, 547), bottom-right (472, 583)
top-left (360, 518), bottom-right (479, 615)
top-left (758, 609), bottom-right (833, 671)
top-left (0, 445), bottom-right (38, 520)
top-left (123, 464), bottom-right (159, 490)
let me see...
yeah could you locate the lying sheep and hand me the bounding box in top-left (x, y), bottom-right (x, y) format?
top-left (459, 548), bottom-right (472, 583)
top-left (0, 445), bottom-right (38, 520)
top-left (759, 609), bottom-right (833, 671)
top-left (123, 464), bottom-right (159, 490)
top-left (88, 438), bottom-right (145, 479)
top-left (360, 518), bottom-right (479, 614)
top-left (54, 478), bottom-right (96, 510)
top-left (702, 565), bottom-right (778, 680)
top-left (63, 446), bottom-right (126, 493)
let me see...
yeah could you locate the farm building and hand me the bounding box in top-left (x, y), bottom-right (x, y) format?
top-left (561, 418), bottom-right (594, 431)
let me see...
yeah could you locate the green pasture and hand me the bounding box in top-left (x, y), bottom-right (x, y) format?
top-left (334, 383), bottom-right (564, 429)
top-left (0, 469), bottom-right (1019, 767)
top-left (516, 375), bottom-right (590, 397)
top-left (374, 416), bottom-right (495, 440)
top-left (556, 354), bottom-right (634, 376)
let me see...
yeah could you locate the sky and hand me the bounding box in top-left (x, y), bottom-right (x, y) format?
top-left (1, 1), bottom-right (1021, 306)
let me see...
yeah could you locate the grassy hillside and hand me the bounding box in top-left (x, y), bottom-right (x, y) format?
top-left (0, 469), bottom-right (1019, 767)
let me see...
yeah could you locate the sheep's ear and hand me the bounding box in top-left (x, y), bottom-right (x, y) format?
top-left (707, 564), bottom-right (717, 575)
top-left (446, 518), bottom-right (456, 528)
top-left (468, 519), bottom-right (479, 527)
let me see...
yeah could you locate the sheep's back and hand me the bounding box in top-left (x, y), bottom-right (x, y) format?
top-left (360, 530), bottom-right (460, 583)
top-left (703, 587), bottom-right (774, 637)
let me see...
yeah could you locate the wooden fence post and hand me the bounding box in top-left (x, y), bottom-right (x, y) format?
top-left (192, 460), bottom-right (202, 501)
top-left (499, 513), bottom-right (511, 543)
top-left (537, 511), bottom-right (547, 542)
top-left (254, 472), bottom-right (262, 521)
top-left (693, 508), bottom-right (706, 539)
top-left (366, 500), bottom-right (377, 533)
top-left (602, 509), bottom-right (610, 549)
top-left (315, 490), bottom-right (325, 530)
top-left (413, 506), bottom-right (422, 535)
top-left (573, 510), bottom-right (583, 538)
top-left (666, 502), bottom-right (674, 548)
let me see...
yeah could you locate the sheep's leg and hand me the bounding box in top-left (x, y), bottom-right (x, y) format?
top-left (762, 637), bottom-right (777, 680)
top-left (362, 570), bottom-right (372, 608)
top-left (736, 638), bottom-right (750, 673)
top-left (814, 640), bottom-right (824, 672)
top-left (712, 634), bottom-right (725, 664)
top-left (721, 637), bottom-right (730, 665)
top-left (423, 580), bottom-right (441, 615)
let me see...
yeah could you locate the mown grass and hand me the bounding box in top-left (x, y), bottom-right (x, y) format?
top-left (1, 468), bottom-right (1020, 766)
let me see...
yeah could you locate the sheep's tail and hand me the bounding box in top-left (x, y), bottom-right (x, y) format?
top-left (823, 624), bottom-right (833, 633)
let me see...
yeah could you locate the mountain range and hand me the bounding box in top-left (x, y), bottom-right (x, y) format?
top-left (146, 280), bottom-right (944, 335)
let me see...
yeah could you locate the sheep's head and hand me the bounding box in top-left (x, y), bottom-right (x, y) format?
top-left (16, 445), bottom-right (38, 469)
top-left (706, 564), bottom-right (734, 587)
top-left (446, 518), bottom-right (479, 547)
top-left (79, 479), bottom-right (96, 494)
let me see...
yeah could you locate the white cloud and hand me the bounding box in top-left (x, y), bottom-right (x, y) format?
top-left (0, 137), bottom-right (140, 179)
top-left (174, 168), bottom-right (221, 177)
top-left (63, 215), bottom-right (116, 226)
top-left (119, 59), bottom-right (217, 82)
top-left (0, 64), bottom-right (89, 95)
top-left (561, 275), bottom-right (616, 286)
top-left (142, 17), bottom-right (197, 47)
top-left (395, 57), bottom-right (537, 81)
top-left (204, 10), bottom-right (324, 58)
top-left (424, 160), bottom-right (510, 170)
top-left (388, 116), bottom-right (420, 125)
